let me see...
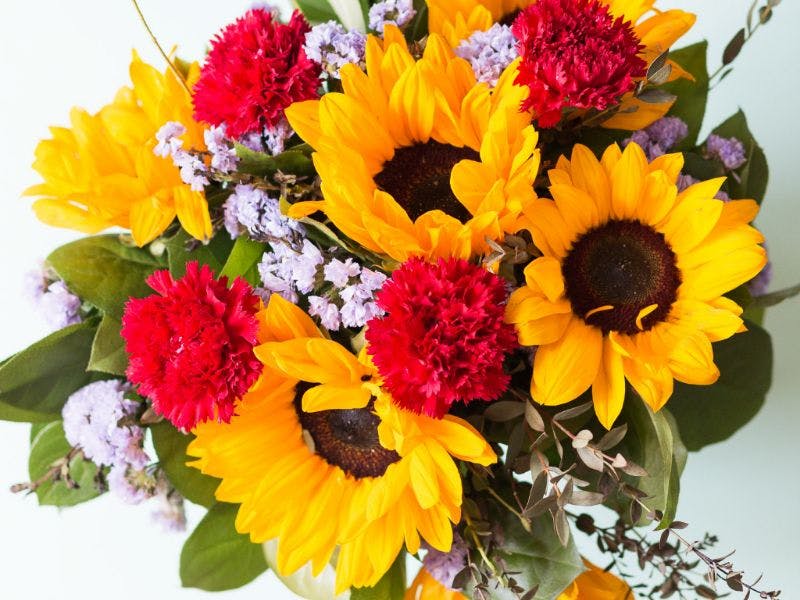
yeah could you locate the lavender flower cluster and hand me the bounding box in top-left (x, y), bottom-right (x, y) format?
top-left (155, 122), bottom-right (210, 191)
top-left (62, 381), bottom-right (149, 501)
top-left (368, 0), bottom-right (416, 32)
top-left (61, 380), bottom-right (186, 530)
top-left (304, 22), bottom-right (366, 78)
top-left (456, 24), bottom-right (519, 86)
top-left (24, 266), bottom-right (82, 331)
top-left (308, 261), bottom-right (386, 330)
top-left (224, 184), bottom-right (306, 243)
top-left (624, 116), bottom-right (689, 160)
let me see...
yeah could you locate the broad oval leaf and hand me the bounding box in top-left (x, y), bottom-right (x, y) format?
top-left (180, 502), bottom-right (267, 591)
top-left (48, 235), bottom-right (165, 319)
top-left (87, 315), bottom-right (127, 376)
top-left (29, 421), bottom-right (102, 506)
top-left (0, 320), bottom-right (98, 422)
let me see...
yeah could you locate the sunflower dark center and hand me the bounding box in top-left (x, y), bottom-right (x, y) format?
top-left (294, 383), bottom-right (399, 479)
top-left (374, 141), bottom-right (478, 222)
top-left (561, 219), bottom-right (680, 335)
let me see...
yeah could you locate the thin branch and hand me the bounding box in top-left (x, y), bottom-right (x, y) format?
top-left (130, 0), bottom-right (192, 96)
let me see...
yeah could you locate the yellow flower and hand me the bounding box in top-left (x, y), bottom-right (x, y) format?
top-left (564, 560), bottom-right (632, 600)
top-left (404, 560), bottom-right (631, 599)
top-left (404, 567), bottom-right (467, 599)
top-left (25, 52), bottom-right (211, 246)
top-left (188, 294), bottom-right (496, 594)
top-left (506, 142), bottom-right (766, 428)
top-left (285, 25), bottom-right (539, 263)
top-left (426, 0), bottom-right (696, 130)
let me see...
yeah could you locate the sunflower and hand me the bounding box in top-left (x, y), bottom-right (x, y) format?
top-left (25, 53), bottom-right (211, 246)
top-left (427, 0), bottom-right (696, 130)
top-left (284, 25), bottom-right (539, 263)
top-left (506, 142), bottom-right (766, 428)
top-left (188, 294), bottom-right (496, 593)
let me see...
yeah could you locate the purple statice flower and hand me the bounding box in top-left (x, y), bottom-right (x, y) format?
top-left (339, 282), bottom-right (383, 328)
top-left (705, 134), bottom-right (747, 170)
top-left (338, 267), bottom-right (386, 328)
top-left (422, 532), bottom-right (469, 589)
top-left (174, 151), bottom-right (209, 191)
top-left (308, 296), bottom-right (342, 330)
top-left (368, 0), bottom-right (416, 32)
top-left (22, 269), bottom-right (47, 303)
top-left (305, 22), bottom-right (366, 79)
top-left (456, 24), bottom-right (518, 87)
top-left (151, 488), bottom-right (187, 532)
top-left (258, 239), bottom-right (325, 302)
top-left (624, 116), bottom-right (688, 160)
top-left (62, 380), bottom-right (149, 471)
top-left (359, 267), bottom-right (387, 292)
top-left (324, 258), bottom-right (361, 287)
top-left (108, 464), bottom-right (157, 505)
top-left (204, 126), bottom-right (238, 173)
top-left (235, 119), bottom-right (294, 155)
top-left (748, 246), bottom-right (772, 297)
top-left (154, 121), bottom-right (186, 158)
top-left (154, 121), bottom-right (209, 191)
top-left (293, 240), bottom-right (326, 293)
top-left (223, 184), bottom-right (305, 242)
top-left (38, 281), bottom-right (82, 330)
top-left (24, 265), bottom-right (82, 330)
top-left (264, 118), bottom-right (294, 155)
top-left (677, 173), bottom-right (730, 201)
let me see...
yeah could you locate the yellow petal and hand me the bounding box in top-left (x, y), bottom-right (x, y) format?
top-left (523, 256), bottom-right (565, 302)
top-left (173, 185), bottom-right (212, 242)
top-left (408, 448), bottom-right (440, 509)
top-left (610, 142), bottom-right (647, 219)
top-left (668, 332), bottom-right (719, 386)
top-left (531, 317), bottom-right (603, 406)
top-left (302, 383), bottom-right (372, 412)
top-left (592, 337), bottom-right (626, 429)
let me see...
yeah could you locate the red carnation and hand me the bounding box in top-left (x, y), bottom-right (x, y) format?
top-left (365, 258), bottom-right (518, 419)
top-left (512, 0), bottom-right (646, 127)
top-left (192, 8), bottom-right (321, 139)
top-left (121, 262), bottom-right (263, 431)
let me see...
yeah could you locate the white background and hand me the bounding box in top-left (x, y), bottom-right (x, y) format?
top-left (0, 1), bottom-right (797, 598)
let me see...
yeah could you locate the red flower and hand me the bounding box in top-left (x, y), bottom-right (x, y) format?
top-left (512, 0), bottom-right (646, 127)
top-left (365, 258), bottom-right (518, 419)
top-left (122, 262), bottom-right (262, 431)
top-left (192, 8), bottom-right (321, 139)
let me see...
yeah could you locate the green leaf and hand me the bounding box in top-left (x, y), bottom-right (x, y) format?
top-left (668, 320), bottom-right (772, 451)
top-left (749, 281), bottom-right (800, 308)
top-left (166, 230), bottom-right (235, 278)
top-left (48, 235), bottom-right (166, 319)
top-left (407, 0), bottom-right (429, 40)
top-left (150, 421), bottom-right (220, 508)
top-left (293, 0), bottom-right (339, 24)
top-left (662, 41), bottom-right (709, 149)
top-left (220, 237), bottom-right (266, 286)
top-left (620, 398), bottom-right (680, 528)
top-left (88, 315), bottom-right (127, 376)
top-left (180, 502), bottom-right (268, 591)
top-left (710, 110), bottom-right (769, 203)
top-left (0, 320), bottom-right (98, 422)
top-left (351, 554), bottom-right (406, 600)
top-left (234, 144), bottom-right (315, 178)
top-left (466, 508), bottom-right (583, 600)
top-left (29, 421), bottom-right (102, 506)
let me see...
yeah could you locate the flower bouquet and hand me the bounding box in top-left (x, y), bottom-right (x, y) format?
top-left (4, 0), bottom-right (793, 598)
